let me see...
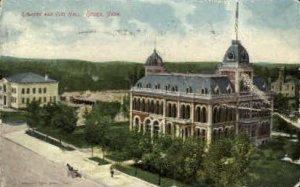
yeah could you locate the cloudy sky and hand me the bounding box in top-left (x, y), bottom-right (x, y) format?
top-left (0, 0), bottom-right (299, 63)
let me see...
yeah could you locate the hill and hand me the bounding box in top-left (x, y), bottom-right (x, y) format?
top-left (0, 56), bottom-right (298, 92)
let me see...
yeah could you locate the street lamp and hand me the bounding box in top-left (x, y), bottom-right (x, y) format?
top-left (158, 153), bottom-right (166, 186)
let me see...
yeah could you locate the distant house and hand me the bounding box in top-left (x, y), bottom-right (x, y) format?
top-left (0, 72), bottom-right (59, 109)
top-left (271, 67), bottom-right (296, 98)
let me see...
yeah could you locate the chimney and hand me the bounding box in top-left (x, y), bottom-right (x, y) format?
top-left (45, 74), bottom-right (48, 80)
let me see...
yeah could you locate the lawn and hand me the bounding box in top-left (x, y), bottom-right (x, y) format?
top-left (246, 136), bottom-right (300, 187)
top-left (89, 157), bottom-right (110, 165)
top-left (1, 111), bottom-right (27, 124)
top-left (115, 164), bottom-right (187, 187)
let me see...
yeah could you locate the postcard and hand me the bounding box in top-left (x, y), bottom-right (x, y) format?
top-left (0, 0), bottom-right (299, 187)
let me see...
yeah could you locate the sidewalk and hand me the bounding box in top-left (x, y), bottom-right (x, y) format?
top-left (3, 129), bottom-right (156, 187)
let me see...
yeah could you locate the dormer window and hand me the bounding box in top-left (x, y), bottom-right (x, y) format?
top-left (228, 52), bottom-right (235, 60)
top-left (146, 83), bottom-right (152, 88)
top-left (186, 87), bottom-right (192, 93)
top-left (137, 83), bottom-right (142, 88)
top-left (155, 84), bottom-right (160, 89)
top-left (214, 87), bottom-right (220, 95)
top-left (201, 88), bottom-right (205, 94)
top-left (226, 85), bottom-right (232, 94)
top-left (165, 84), bottom-right (170, 91)
top-left (171, 86), bottom-right (178, 92)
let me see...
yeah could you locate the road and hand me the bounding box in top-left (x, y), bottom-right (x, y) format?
top-left (0, 124), bottom-right (104, 187)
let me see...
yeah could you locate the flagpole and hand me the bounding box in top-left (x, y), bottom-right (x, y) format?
top-left (235, 1), bottom-right (239, 41)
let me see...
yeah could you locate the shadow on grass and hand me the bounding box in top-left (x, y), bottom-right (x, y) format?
top-left (89, 157), bottom-right (110, 165)
top-left (25, 129), bottom-right (75, 151)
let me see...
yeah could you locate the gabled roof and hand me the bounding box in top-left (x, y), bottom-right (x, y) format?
top-left (135, 73), bottom-right (234, 94)
top-left (5, 72), bottom-right (57, 84)
top-left (253, 76), bottom-right (267, 91)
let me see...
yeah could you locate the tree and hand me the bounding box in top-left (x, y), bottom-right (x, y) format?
top-left (84, 103), bottom-right (113, 157)
top-left (201, 133), bottom-right (253, 187)
top-left (26, 100), bottom-right (42, 130)
top-left (50, 103), bottom-right (77, 143)
top-left (121, 95), bottom-right (130, 119)
top-left (291, 131), bottom-right (300, 160)
top-left (84, 122), bottom-right (103, 157)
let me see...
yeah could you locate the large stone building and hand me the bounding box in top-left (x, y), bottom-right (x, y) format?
top-left (271, 67), bottom-right (296, 98)
top-left (129, 39), bottom-right (273, 146)
top-left (0, 72), bottom-right (59, 109)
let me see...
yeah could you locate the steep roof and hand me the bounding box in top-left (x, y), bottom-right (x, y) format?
top-left (253, 76), bottom-right (267, 91)
top-left (145, 49), bottom-right (164, 66)
top-left (135, 73), bottom-right (234, 94)
top-left (5, 72), bottom-right (57, 84)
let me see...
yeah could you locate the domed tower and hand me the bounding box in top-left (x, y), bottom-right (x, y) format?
top-left (218, 1), bottom-right (253, 95)
top-left (144, 49), bottom-right (165, 76)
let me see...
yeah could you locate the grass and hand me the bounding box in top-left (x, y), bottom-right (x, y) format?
top-left (105, 151), bottom-right (131, 162)
top-left (1, 111), bottom-right (27, 124)
top-left (89, 157), bottom-right (110, 165)
top-left (246, 136), bottom-right (300, 187)
top-left (115, 164), bottom-right (187, 187)
top-left (26, 129), bottom-right (75, 151)
top-left (37, 126), bottom-right (90, 148)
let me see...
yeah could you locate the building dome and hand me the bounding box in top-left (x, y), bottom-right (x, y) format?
top-left (145, 49), bottom-right (164, 66)
top-left (223, 40), bottom-right (249, 64)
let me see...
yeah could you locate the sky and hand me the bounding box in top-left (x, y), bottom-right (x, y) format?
top-left (0, 0), bottom-right (299, 63)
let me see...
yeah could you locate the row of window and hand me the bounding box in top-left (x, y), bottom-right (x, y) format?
top-left (21, 87), bottom-right (47, 94)
top-left (213, 107), bottom-right (237, 123)
top-left (137, 83), bottom-right (233, 95)
top-left (10, 96), bottom-right (57, 104)
top-left (133, 98), bottom-right (208, 122)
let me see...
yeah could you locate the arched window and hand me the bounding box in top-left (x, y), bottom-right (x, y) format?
top-left (224, 128), bottom-right (228, 137)
top-left (146, 83), bottom-right (152, 88)
top-left (196, 107), bottom-right (201, 122)
top-left (213, 107), bottom-right (218, 123)
top-left (133, 98), bottom-right (137, 110)
top-left (134, 118), bottom-right (140, 131)
top-left (166, 123), bottom-right (172, 135)
top-left (137, 99), bottom-right (141, 111)
top-left (153, 121), bottom-right (160, 135)
top-left (172, 104), bottom-right (177, 118)
top-left (201, 129), bottom-right (206, 141)
top-left (141, 99), bottom-right (145, 112)
top-left (201, 89), bottom-right (205, 94)
top-left (180, 105), bottom-right (186, 119)
top-left (218, 129), bottom-right (222, 139)
top-left (159, 102), bottom-right (164, 115)
top-left (155, 101), bottom-right (160, 114)
top-left (145, 119), bottom-right (151, 133)
top-left (186, 105), bottom-right (190, 119)
top-left (145, 100), bottom-right (149, 112)
top-left (137, 83), bottom-right (142, 88)
top-left (167, 103), bottom-right (172, 117)
top-left (150, 100), bottom-right (155, 113)
top-left (201, 107), bottom-right (207, 123)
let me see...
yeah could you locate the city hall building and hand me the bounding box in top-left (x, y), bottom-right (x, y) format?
top-left (129, 39), bottom-right (273, 146)
top-left (0, 72), bottom-right (59, 109)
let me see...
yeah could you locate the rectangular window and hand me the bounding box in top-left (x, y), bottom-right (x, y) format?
top-left (53, 96), bottom-right (56, 102)
top-left (43, 88), bottom-right (47, 93)
top-left (26, 98), bottom-right (30, 104)
top-left (38, 97), bottom-right (42, 102)
top-left (44, 97), bottom-right (47, 102)
top-left (22, 88), bottom-right (25, 94)
top-left (22, 98), bottom-right (25, 104)
top-left (38, 88), bottom-right (42, 94)
top-left (27, 88), bottom-right (30, 94)
top-left (33, 97), bottom-right (36, 101)
top-left (33, 88), bottom-right (36, 94)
